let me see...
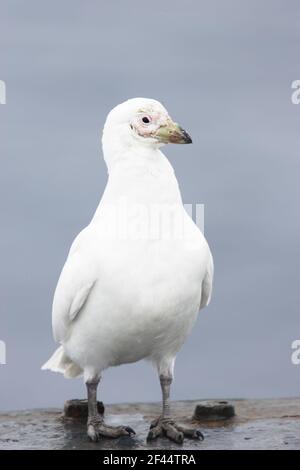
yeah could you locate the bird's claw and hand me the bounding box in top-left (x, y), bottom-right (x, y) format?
top-left (147, 417), bottom-right (204, 444)
top-left (87, 415), bottom-right (135, 441)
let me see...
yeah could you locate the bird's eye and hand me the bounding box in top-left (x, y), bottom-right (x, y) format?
top-left (142, 116), bottom-right (151, 124)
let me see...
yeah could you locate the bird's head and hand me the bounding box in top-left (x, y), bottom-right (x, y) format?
top-left (102, 98), bottom-right (192, 168)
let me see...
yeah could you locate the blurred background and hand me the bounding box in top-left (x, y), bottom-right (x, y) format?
top-left (0, 0), bottom-right (299, 411)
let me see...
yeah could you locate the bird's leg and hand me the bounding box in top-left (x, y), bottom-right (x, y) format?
top-left (147, 374), bottom-right (204, 444)
top-left (86, 378), bottom-right (135, 442)
top-left (161, 374), bottom-right (172, 420)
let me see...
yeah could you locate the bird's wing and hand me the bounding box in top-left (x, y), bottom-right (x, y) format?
top-left (200, 251), bottom-right (214, 309)
top-left (52, 228), bottom-right (97, 343)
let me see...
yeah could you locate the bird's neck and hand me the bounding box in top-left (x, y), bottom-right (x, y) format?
top-left (98, 147), bottom-right (183, 208)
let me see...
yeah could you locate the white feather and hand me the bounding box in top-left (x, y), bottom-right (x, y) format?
top-left (42, 98), bottom-right (213, 382)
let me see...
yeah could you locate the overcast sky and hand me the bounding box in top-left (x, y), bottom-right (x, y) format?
top-left (0, 0), bottom-right (299, 411)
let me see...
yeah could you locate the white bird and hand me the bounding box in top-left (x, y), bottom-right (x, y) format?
top-left (42, 98), bottom-right (213, 444)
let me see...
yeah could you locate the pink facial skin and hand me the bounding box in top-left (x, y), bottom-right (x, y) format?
top-left (131, 109), bottom-right (170, 139)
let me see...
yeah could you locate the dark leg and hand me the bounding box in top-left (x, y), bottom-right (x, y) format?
top-left (86, 378), bottom-right (135, 442)
top-left (147, 374), bottom-right (204, 444)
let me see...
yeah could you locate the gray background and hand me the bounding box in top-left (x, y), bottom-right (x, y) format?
top-left (0, 0), bottom-right (299, 411)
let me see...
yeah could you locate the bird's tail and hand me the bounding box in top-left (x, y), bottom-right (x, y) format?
top-left (41, 346), bottom-right (82, 378)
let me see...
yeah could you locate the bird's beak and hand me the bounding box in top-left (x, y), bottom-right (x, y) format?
top-left (155, 120), bottom-right (192, 144)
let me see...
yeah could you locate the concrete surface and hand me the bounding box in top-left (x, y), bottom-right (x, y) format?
top-left (0, 399), bottom-right (299, 450)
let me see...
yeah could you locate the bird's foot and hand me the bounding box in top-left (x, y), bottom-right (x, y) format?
top-left (147, 416), bottom-right (204, 444)
top-left (87, 414), bottom-right (135, 442)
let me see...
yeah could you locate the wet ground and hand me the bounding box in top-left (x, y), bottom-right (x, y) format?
top-left (0, 398), bottom-right (299, 450)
